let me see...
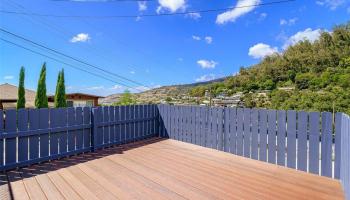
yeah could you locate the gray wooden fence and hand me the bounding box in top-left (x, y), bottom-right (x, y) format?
top-left (158, 104), bottom-right (350, 199)
top-left (0, 104), bottom-right (158, 171)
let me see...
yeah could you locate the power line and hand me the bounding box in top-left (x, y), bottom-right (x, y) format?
top-left (0, 37), bottom-right (146, 91)
top-left (0, 27), bottom-right (150, 89)
top-left (0, 0), bottom-right (295, 19)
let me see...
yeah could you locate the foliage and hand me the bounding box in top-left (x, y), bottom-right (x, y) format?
top-left (35, 63), bottom-right (48, 108)
top-left (189, 22), bottom-right (350, 114)
top-left (112, 90), bottom-right (136, 106)
top-left (54, 69), bottom-right (67, 108)
top-left (17, 67), bottom-right (26, 109)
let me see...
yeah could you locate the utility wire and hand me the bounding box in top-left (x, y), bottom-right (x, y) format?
top-left (0, 0), bottom-right (295, 18)
top-left (0, 27), bottom-right (150, 89)
top-left (0, 37), bottom-right (146, 91)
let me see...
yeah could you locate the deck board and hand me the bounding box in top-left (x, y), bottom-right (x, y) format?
top-left (1, 138), bottom-right (344, 200)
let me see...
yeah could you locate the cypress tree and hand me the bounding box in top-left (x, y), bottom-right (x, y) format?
top-left (17, 66), bottom-right (26, 109)
top-left (35, 63), bottom-right (48, 108)
top-left (54, 69), bottom-right (67, 108)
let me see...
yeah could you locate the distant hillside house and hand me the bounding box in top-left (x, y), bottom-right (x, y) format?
top-left (48, 93), bottom-right (103, 107)
top-left (0, 83), bottom-right (102, 109)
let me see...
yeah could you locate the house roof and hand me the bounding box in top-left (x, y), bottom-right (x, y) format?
top-left (0, 83), bottom-right (36, 101)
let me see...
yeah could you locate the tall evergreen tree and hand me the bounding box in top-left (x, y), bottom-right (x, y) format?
top-left (17, 66), bottom-right (26, 109)
top-left (35, 63), bottom-right (48, 108)
top-left (54, 69), bottom-right (67, 108)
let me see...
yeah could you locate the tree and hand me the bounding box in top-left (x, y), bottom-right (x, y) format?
top-left (17, 67), bottom-right (26, 109)
top-left (112, 90), bottom-right (136, 106)
top-left (35, 63), bottom-right (48, 108)
top-left (54, 69), bottom-right (67, 108)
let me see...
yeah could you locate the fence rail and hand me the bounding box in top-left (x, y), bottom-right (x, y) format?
top-left (158, 104), bottom-right (350, 200)
top-left (0, 104), bottom-right (158, 171)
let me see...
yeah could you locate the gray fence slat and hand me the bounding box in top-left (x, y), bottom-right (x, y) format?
top-left (230, 108), bottom-right (237, 155)
top-left (0, 110), bottom-right (3, 166)
top-left (218, 108), bottom-right (224, 151)
top-left (29, 109), bottom-right (39, 160)
top-left (334, 113), bottom-right (342, 179)
top-left (321, 112), bottom-right (332, 177)
top-left (287, 110), bottom-right (296, 168)
top-left (194, 107), bottom-right (200, 146)
top-left (114, 106), bottom-right (121, 143)
top-left (251, 109), bottom-right (259, 160)
top-left (39, 109), bottom-right (50, 157)
top-left (236, 108), bottom-right (244, 156)
top-left (175, 106), bottom-right (179, 140)
top-left (200, 106), bottom-right (206, 147)
top-left (277, 110), bottom-right (286, 166)
top-left (146, 105), bottom-right (150, 138)
top-left (191, 106), bottom-right (196, 144)
top-left (135, 105), bottom-right (140, 140)
top-left (259, 109), bottom-right (268, 162)
top-left (130, 105), bottom-right (135, 140)
top-left (5, 109), bottom-right (17, 165)
top-left (120, 106), bottom-right (126, 142)
top-left (224, 108), bottom-right (230, 152)
top-left (109, 106), bottom-right (115, 143)
top-left (126, 105), bottom-right (131, 142)
top-left (50, 108), bottom-right (59, 156)
top-left (18, 109), bottom-right (29, 163)
top-left (103, 106), bottom-right (110, 144)
top-left (297, 111), bottom-right (308, 171)
top-left (309, 112), bottom-right (320, 175)
top-left (185, 106), bottom-right (189, 143)
top-left (212, 108), bottom-right (218, 149)
top-left (67, 107), bottom-right (76, 152)
top-left (59, 108), bottom-right (68, 154)
top-left (178, 106), bottom-right (183, 142)
top-left (244, 108), bottom-right (251, 158)
top-left (83, 107), bottom-right (91, 148)
top-left (268, 110), bottom-right (277, 164)
top-left (75, 107), bottom-right (83, 150)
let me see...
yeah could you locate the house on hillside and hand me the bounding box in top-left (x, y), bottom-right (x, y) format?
top-left (0, 83), bottom-right (102, 109)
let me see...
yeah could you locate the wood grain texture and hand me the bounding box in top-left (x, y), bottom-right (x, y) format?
top-left (2, 138), bottom-right (344, 200)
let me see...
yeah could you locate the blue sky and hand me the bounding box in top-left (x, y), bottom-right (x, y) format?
top-left (0, 0), bottom-right (349, 96)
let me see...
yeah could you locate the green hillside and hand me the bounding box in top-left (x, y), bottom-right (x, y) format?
top-left (190, 22), bottom-right (350, 114)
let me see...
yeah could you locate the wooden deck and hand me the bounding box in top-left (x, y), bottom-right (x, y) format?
top-left (0, 138), bottom-right (344, 200)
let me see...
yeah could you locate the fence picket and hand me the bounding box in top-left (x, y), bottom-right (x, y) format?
top-left (76, 107), bottom-right (83, 150)
top-left (18, 109), bottom-right (29, 163)
top-left (309, 112), bottom-right (320, 175)
top-left (230, 108), bottom-right (237, 155)
top-left (321, 112), bottom-right (332, 177)
top-left (50, 109), bottom-right (59, 156)
top-left (334, 113), bottom-right (342, 179)
top-left (29, 109), bottom-right (39, 160)
top-left (251, 109), bottom-right (258, 160)
top-left (224, 108), bottom-right (230, 152)
top-left (287, 110), bottom-right (296, 168)
top-left (277, 110), bottom-right (286, 166)
top-left (259, 109), bottom-right (268, 162)
top-left (236, 108), bottom-right (244, 156)
top-left (59, 108), bottom-right (68, 154)
top-left (114, 106), bottom-right (121, 144)
top-left (83, 107), bottom-right (91, 148)
top-left (0, 110), bottom-right (3, 167)
top-left (268, 110), bottom-right (277, 164)
top-left (200, 106), bottom-right (206, 147)
top-left (5, 109), bottom-right (16, 165)
top-left (244, 108), bottom-right (251, 158)
top-left (297, 111), bottom-right (307, 171)
top-left (67, 107), bottom-right (76, 152)
top-left (109, 106), bottom-right (115, 143)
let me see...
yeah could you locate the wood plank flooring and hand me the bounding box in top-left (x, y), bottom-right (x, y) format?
top-left (0, 138), bottom-right (344, 200)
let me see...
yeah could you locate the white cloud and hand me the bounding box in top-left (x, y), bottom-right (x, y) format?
top-left (110, 85), bottom-right (122, 90)
top-left (280, 18), bottom-right (298, 26)
top-left (248, 43), bottom-right (278, 59)
top-left (283, 28), bottom-right (322, 49)
top-left (192, 35), bottom-right (201, 41)
top-left (197, 59), bottom-right (218, 69)
top-left (135, 16), bottom-right (142, 21)
top-left (138, 1), bottom-right (147, 11)
top-left (130, 70), bottom-right (136, 74)
top-left (4, 75), bottom-right (14, 80)
top-left (185, 12), bottom-right (201, 20)
top-left (195, 74), bottom-right (216, 82)
top-left (87, 86), bottom-right (104, 90)
top-left (70, 33), bottom-right (91, 43)
top-left (205, 36), bottom-right (213, 44)
top-left (216, 0), bottom-right (261, 24)
top-left (157, 0), bottom-right (186, 13)
top-left (316, 0), bottom-right (345, 10)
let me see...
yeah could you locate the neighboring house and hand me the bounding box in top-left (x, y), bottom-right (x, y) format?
top-left (0, 83), bottom-right (102, 109)
top-left (48, 93), bottom-right (102, 107)
top-left (0, 83), bottom-right (37, 109)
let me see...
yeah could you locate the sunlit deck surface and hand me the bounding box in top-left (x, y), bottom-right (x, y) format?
top-left (0, 138), bottom-right (344, 200)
